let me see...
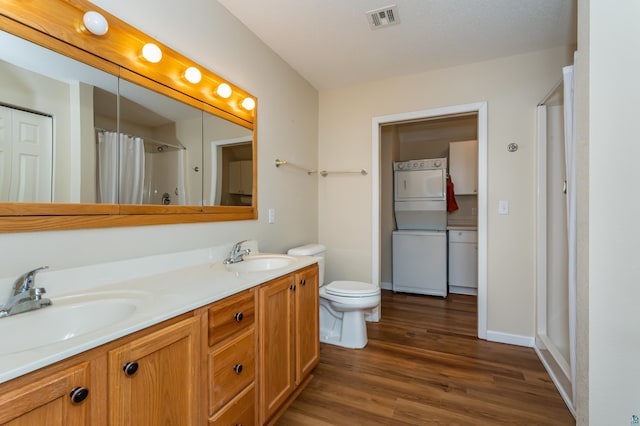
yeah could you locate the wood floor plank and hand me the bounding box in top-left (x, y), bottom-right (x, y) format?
top-left (276, 291), bottom-right (575, 425)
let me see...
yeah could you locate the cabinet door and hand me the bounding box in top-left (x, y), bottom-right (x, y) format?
top-left (295, 265), bottom-right (320, 384)
top-left (259, 275), bottom-right (295, 423)
top-left (449, 140), bottom-right (478, 195)
top-left (0, 362), bottom-right (91, 426)
top-left (108, 317), bottom-right (200, 425)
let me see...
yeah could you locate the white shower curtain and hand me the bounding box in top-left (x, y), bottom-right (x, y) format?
top-left (97, 131), bottom-right (145, 204)
top-left (562, 63), bottom-right (577, 404)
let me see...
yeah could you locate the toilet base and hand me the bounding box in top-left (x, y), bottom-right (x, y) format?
top-left (319, 301), bottom-right (369, 349)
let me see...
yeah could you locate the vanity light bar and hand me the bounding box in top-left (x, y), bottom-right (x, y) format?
top-left (73, 1), bottom-right (255, 122)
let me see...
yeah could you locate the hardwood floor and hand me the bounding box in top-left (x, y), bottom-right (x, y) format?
top-left (276, 290), bottom-right (575, 425)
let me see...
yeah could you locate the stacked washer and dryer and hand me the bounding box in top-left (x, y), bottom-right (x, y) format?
top-left (392, 158), bottom-right (448, 297)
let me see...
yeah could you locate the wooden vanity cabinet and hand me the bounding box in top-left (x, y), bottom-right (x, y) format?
top-left (108, 317), bottom-right (201, 425)
top-left (259, 264), bottom-right (320, 425)
top-left (0, 263), bottom-right (319, 426)
top-left (206, 288), bottom-right (257, 424)
top-left (0, 361), bottom-right (95, 425)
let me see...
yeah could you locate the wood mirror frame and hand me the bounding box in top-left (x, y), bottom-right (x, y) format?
top-left (0, 0), bottom-right (257, 232)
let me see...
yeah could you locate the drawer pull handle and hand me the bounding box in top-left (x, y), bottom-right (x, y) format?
top-left (233, 364), bottom-right (243, 374)
top-left (234, 312), bottom-right (244, 322)
top-left (123, 361), bottom-right (139, 377)
top-left (70, 386), bottom-right (89, 404)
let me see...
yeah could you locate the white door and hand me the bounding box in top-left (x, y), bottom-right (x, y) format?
top-left (394, 169), bottom-right (445, 201)
top-left (0, 105), bottom-right (53, 202)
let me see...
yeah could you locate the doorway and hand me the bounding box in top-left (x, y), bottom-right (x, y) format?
top-left (371, 102), bottom-right (488, 338)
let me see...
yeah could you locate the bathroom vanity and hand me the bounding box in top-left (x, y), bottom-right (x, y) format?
top-left (0, 247), bottom-right (319, 425)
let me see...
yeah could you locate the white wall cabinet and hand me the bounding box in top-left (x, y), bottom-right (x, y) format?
top-left (449, 140), bottom-right (478, 195)
top-left (229, 160), bottom-right (253, 195)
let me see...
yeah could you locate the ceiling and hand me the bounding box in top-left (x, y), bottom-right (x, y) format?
top-left (217, 0), bottom-right (577, 90)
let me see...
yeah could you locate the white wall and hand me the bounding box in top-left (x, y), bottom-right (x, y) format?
top-left (577, 0), bottom-right (640, 423)
top-left (319, 46), bottom-right (572, 339)
top-left (0, 1), bottom-right (318, 283)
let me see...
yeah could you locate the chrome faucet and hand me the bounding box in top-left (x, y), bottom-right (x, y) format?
top-left (223, 240), bottom-right (251, 264)
top-left (0, 266), bottom-right (52, 318)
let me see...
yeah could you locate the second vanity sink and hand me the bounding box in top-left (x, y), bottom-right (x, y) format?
top-left (0, 291), bottom-right (150, 355)
top-left (225, 254), bottom-right (297, 273)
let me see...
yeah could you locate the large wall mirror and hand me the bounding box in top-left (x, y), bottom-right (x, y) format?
top-left (0, 0), bottom-right (257, 232)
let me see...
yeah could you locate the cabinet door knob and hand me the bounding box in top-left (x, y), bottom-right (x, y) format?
top-left (234, 312), bottom-right (244, 322)
top-left (123, 361), bottom-right (139, 377)
top-left (233, 363), bottom-right (243, 374)
top-left (69, 386), bottom-right (89, 404)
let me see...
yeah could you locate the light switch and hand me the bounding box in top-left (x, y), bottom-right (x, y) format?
top-left (498, 200), bottom-right (509, 215)
top-left (268, 208), bottom-right (276, 224)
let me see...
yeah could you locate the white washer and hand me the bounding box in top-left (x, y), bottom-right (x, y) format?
top-left (392, 230), bottom-right (447, 297)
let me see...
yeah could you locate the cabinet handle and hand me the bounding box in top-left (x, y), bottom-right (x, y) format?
top-left (233, 364), bottom-right (243, 374)
top-left (234, 312), bottom-right (244, 322)
top-left (123, 361), bottom-right (139, 377)
top-left (69, 386), bottom-right (89, 404)
top-left (300, 279), bottom-right (306, 286)
top-left (289, 285), bottom-right (296, 291)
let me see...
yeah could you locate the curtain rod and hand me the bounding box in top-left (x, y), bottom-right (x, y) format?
top-left (95, 127), bottom-right (185, 150)
top-left (537, 79), bottom-right (563, 106)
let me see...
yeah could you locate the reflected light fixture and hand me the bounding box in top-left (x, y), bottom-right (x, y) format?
top-left (83, 11), bottom-right (109, 36)
top-left (216, 83), bottom-right (232, 98)
top-left (241, 97), bottom-right (256, 111)
top-left (141, 43), bottom-right (163, 63)
top-left (184, 66), bottom-right (202, 84)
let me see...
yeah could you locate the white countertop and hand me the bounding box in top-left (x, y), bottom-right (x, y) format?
top-left (0, 244), bottom-right (317, 384)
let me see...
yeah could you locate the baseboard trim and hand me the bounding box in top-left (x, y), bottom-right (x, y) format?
top-left (486, 330), bottom-right (534, 347)
top-left (381, 281), bottom-right (393, 290)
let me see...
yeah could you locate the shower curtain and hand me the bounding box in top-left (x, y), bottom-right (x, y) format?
top-left (97, 131), bottom-right (145, 204)
top-left (562, 63), bottom-right (577, 404)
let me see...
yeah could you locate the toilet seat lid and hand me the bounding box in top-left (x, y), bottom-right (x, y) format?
top-left (325, 281), bottom-right (380, 297)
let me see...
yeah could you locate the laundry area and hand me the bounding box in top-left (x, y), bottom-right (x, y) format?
top-left (380, 113), bottom-right (479, 298)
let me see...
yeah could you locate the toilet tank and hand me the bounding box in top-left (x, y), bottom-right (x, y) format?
top-left (287, 243), bottom-right (326, 286)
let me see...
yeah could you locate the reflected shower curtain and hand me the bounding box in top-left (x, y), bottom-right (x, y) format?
top-left (97, 131), bottom-right (145, 204)
top-left (562, 62), bottom-right (577, 404)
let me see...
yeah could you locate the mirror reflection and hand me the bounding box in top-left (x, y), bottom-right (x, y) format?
top-left (0, 30), bottom-right (117, 203)
top-left (203, 112), bottom-right (253, 206)
top-left (0, 29), bottom-right (254, 207)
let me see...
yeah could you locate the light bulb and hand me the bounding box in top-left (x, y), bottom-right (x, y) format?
top-left (216, 83), bottom-right (232, 98)
top-left (83, 11), bottom-right (109, 36)
top-left (184, 67), bottom-right (202, 84)
top-left (141, 43), bottom-right (162, 63)
top-left (241, 97), bottom-right (256, 111)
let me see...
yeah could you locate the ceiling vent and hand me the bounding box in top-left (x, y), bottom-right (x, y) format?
top-left (366, 5), bottom-right (400, 30)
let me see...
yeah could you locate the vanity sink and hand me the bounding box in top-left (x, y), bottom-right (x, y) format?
top-left (0, 291), bottom-right (149, 355)
top-left (225, 254), bottom-right (297, 273)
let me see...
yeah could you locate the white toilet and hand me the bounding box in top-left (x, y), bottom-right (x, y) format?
top-left (287, 244), bottom-right (381, 349)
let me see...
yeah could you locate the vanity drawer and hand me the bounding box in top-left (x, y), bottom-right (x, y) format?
top-left (209, 329), bottom-right (255, 414)
top-left (209, 383), bottom-right (255, 425)
top-left (208, 289), bottom-right (255, 347)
